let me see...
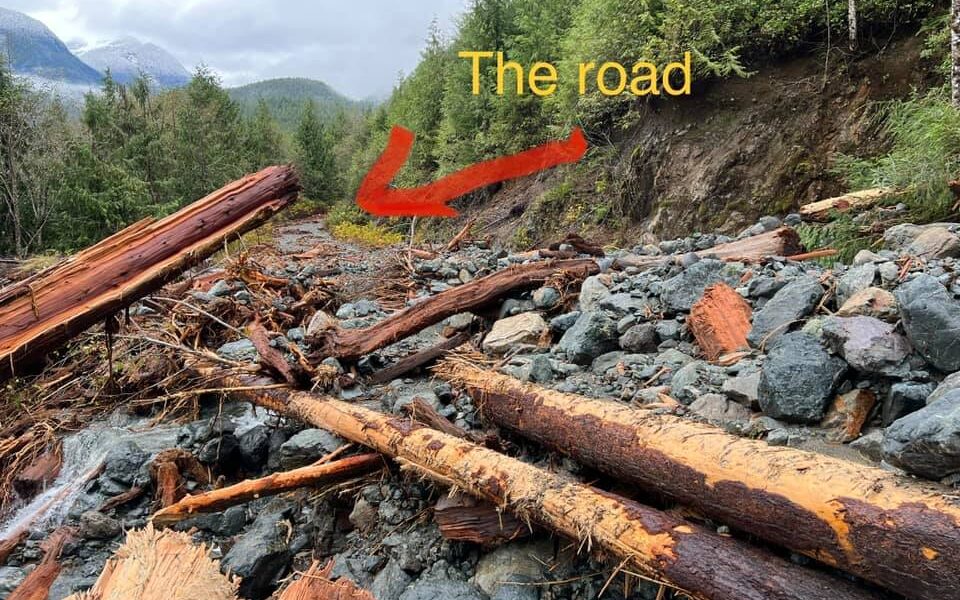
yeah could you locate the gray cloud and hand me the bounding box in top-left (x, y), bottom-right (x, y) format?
top-left (8, 0), bottom-right (466, 98)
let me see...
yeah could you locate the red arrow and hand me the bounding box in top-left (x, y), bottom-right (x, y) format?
top-left (356, 126), bottom-right (588, 217)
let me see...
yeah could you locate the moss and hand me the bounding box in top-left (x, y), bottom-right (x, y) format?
top-left (331, 222), bottom-right (404, 247)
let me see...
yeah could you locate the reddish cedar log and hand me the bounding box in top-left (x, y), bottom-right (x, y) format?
top-left (436, 363), bottom-right (960, 600)
top-left (12, 442), bottom-right (62, 498)
top-left (208, 370), bottom-right (880, 600)
top-left (152, 454), bottom-right (383, 527)
top-left (0, 166), bottom-right (299, 380)
top-left (688, 283), bottom-right (752, 361)
top-left (8, 527), bottom-right (73, 600)
top-left (65, 525), bottom-right (239, 600)
top-left (309, 259), bottom-right (598, 361)
top-left (614, 227), bottom-right (803, 269)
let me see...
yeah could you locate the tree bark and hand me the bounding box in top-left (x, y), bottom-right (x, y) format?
top-left (0, 165), bottom-right (299, 381)
top-left (309, 259), bottom-right (598, 362)
top-left (848, 0), bottom-right (858, 50)
top-left (369, 332), bottom-right (471, 385)
top-left (688, 283), bottom-right (752, 361)
top-left (65, 525), bottom-right (239, 600)
top-left (151, 454), bottom-right (384, 527)
top-left (436, 363), bottom-right (960, 600)
top-left (434, 492), bottom-right (529, 545)
top-left (209, 370), bottom-right (881, 600)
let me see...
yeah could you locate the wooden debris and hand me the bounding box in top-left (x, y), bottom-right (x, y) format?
top-left (436, 362), bottom-right (960, 600)
top-left (310, 259), bottom-right (599, 362)
top-left (248, 317), bottom-right (305, 385)
top-left (688, 283), bottom-right (752, 361)
top-left (369, 332), bottom-right (471, 385)
top-left (0, 166), bottom-right (299, 381)
top-left (434, 492), bottom-right (529, 545)
top-left (149, 448), bottom-right (209, 509)
top-left (151, 453), bottom-right (384, 527)
top-left (8, 527), bottom-right (74, 600)
top-left (785, 248), bottom-right (838, 261)
top-left (12, 441), bottom-right (62, 498)
top-left (65, 525), bottom-right (239, 600)
top-left (0, 531), bottom-right (26, 565)
top-left (207, 369), bottom-right (880, 600)
top-left (275, 560), bottom-right (373, 600)
top-left (98, 486), bottom-right (145, 513)
top-left (614, 227), bottom-right (803, 269)
top-left (445, 217), bottom-right (478, 252)
top-left (548, 233), bottom-right (605, 257)
top-left (799, 188), bottom-right (894, 221)
top-left (822, 389), bottom-right (877, 443)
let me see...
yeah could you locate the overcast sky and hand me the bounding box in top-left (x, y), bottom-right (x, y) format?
top-left (4, 0), bottom-right (466, 99)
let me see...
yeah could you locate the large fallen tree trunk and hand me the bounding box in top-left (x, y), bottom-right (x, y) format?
top-left (614, 226), bottom-right (803, 270)
top-left (209, 369), bottom-right (880, 600)
top-left (151, 453), bottom-right (384, 527)
top-left (0, 166), bottom-right (299, 380)
top-left (436, 362), bottom-right (960, 600)
top-left (8, 527), bottom-right (73, 600)
top-left (799, 188), bottom-right (894, 221)
top-left (309, 259), bottom-right (598, 361)
top-left (66, 525), bottom-right (238, 600)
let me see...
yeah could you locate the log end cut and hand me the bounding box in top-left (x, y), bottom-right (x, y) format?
top-left (689, 283), bottom-right (752, 361)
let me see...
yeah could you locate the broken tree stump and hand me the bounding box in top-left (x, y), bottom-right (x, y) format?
top-left (0, 165), bottom-right (299, 380)
top-left (151, 453), bottom-right (384, 527)
top-left (434, 492), bottom-right (529, 545)
top-left (65, 525), bottom-right (239, 600)
top-left (309, 259), bottom-right (598, 362)
top-left (614, 227), bottom-right (803, 269)
top-left (436, 362), bottom-right (960, 600)
top-left (206, 369), bottom-right (880, 600)
top-left (149, 448), bottom-right (209, 509)
top-left (688, 283), bottom-right (752, 361)
top-left (800, 188), bottom-right (894, 221)
top-left (275, 560), bottom-right (373, 600)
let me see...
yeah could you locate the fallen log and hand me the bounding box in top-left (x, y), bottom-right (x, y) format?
top-left (800, 188), bottom-right (894, 221)
top-left (445, 217), bottom-right (478, 252)
top-left (151, 453), bottom-right (384, 527)
top-left (0, 165), bottom-right (299, 380)
top-left (436, 363), bottom-right (960, 600)
top-left (309, 259), bottom-right (598, 362)
top-left (12, 442), bottom-right (62, 498)
top-left (369, 332), bottom-right (471, 385)
top-left (0, 530), bottom-right (26, 565)
top-left (275, 560), bottom-right (373, 600)
top-left (8, 527), bottom-right (73, 600)
top-left (614, 227), bottom-right (803, 270)
top-left (688, 283), bottom-right (751, 361)
top-left (65, 525), bottom-right (239, 600)
top-left (248, 317), bottom-right (305, 385)
top-left (210, 370), bottom-right (880, 600)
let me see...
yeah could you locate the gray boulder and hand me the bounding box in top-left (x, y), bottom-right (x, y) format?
top-left (883, 390), bottom-right (960, 479)
top-left (532, 286), bottom-right (560, 309)
top-left (102, 440), bottom-right (148, 486)
top-left (216, 339), bottom-right (258, 362)
top-left (222, 500), bottom-right (295, 598)
top-left (895, 274), bottom-right (960, 372)
top-left (758, 332), bottom-right (847, 423)
top-left (78, 510), bottom-right (121, 540)
top-left (619, 323), bottom-right (658, 353)
top-left (482, 313), bottom-right (547, 354)
top-left (884, 382), bottom-right (936, 426)
top-left (836, 264), bottom-right (876, 306)
top-left (747, 276), bottom-right (824, 348)
top-left (371, 560), bottom-right (413, 600)
top-left (722, 371), bottom-right (761, 407)
top-left (577, 275), bottom-right (610, 312)
top-left (399, 580), bottom-right (487, 600)
top-left (556, 311), bottom-right (619, 364)
top-left (928, 372), bottom-right (960, 405)
top-left (279, 428), bottom-right (344, 469)
top-left (906, 227), bottom-right (960, 260)
top-left (821, 316), bottom-right (911, 376)
top-left (689, 393), bottom-right (752, 424)
top-left (661, 259), bottom-right (739, 312)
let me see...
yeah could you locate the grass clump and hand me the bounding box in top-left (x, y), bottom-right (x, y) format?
top-left (331, 222), bottom-right (404, 247)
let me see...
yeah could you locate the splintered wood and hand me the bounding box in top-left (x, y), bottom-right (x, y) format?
top-left (275, 561), bottom-right (374, 600)
top-left (0, 165), bottom-right (299, 380)
top-left (436, 362), bottom-right (960, 600)
top-left (688, 283), bottom-right (752, 361)
top-left (799, 188), bottom-right (894, 221)
top-left (65, 526), bottom-right (239, 600)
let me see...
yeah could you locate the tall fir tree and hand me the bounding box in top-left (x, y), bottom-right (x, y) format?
top-left (296, 100), bottom-right (339, 204)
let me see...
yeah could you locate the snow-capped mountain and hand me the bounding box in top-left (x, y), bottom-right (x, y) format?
top-left (76, 36), bottom-right (190, 88)
top-left (0, 7), bottom-right (101, 84)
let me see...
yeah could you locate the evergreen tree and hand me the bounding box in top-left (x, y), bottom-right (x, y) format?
top-left (295, 100), bottom-right (339, 204)
top-left (244, 98), bottom-right (286, 170)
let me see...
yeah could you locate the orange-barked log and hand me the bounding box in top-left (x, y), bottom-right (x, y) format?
top-left (437, 363), bottom-right (960, 600)
top-left (210, 370), bottom-right (880, 600)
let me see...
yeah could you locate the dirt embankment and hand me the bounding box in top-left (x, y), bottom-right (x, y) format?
top-left (449, 35), bottom-right (932, 248)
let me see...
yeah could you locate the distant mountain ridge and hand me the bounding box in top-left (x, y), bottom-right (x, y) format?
top-left (228, 77), bottom-right (367, 129)
top-left (76, 36), bottom-right (190, 88)
top-left (0, 7), bottom-right (101, 84)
